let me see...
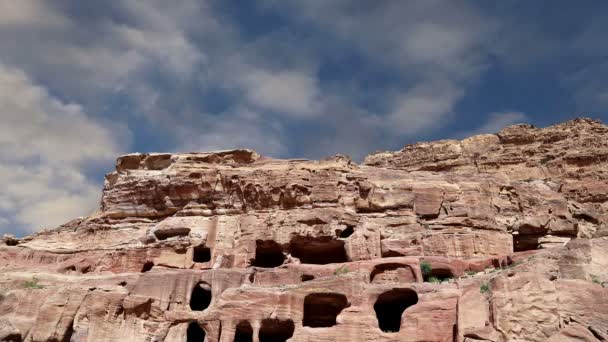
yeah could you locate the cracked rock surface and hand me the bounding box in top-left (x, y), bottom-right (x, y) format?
top-left (1, 118), bottom-right (608, 341)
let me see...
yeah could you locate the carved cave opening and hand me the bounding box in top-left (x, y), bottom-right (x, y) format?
top-left (141, 261), bottom-right (154, 273)
top-left (337, 225), bottom-right (355, 238)
top-left (190, 282), bottom-right (212, 311)
top-left (3, 333), bottom-right (21, 342)
top-left (303, 293), bottom-right (350, 328)
top-left (251, 240), bottom-right (286, 268)
top-left (424, 267), bottom-right (454, 282)
top-left (301, 274), bottom-right (315, 282)
top-left (289, 236), bottom-right (348, 264)
top-left (374, 288), bottom-right (418, 333)
top-left (370, 263), bottom-right (416, 284)
top-left (193, 245), bottom-right (211, 263)
top-left (154, 228), bottom-right (191, 240)
top-left (186, 322), bottom-right (206, 342)
top-left (513, 233), bottom-right (542, 252)
top-left (259, 318), bottom-right (295, 342)
top-left (234, 321), bottom-right (253, 342)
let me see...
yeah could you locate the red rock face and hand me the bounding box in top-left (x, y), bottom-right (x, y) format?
top-left (1, 118), bottom-right (608, 341)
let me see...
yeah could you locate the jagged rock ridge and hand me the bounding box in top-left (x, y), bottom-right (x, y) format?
top-left (1, 118), bottom-right (607, 341)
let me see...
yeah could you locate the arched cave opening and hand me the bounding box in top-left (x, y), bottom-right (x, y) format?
top-left (154, 228), bottom-right (191, 240)
top-left (374, 288), bottom-right (418, 333)
top-left (370, 263), bottom-right (416, 284)
top-left (259, 318), bottom-right (294, 342)
top-left (303, 293), bottom-right (350, 328)
top-left (337, 225), bottom-right (355, 238)
top-left (251, 240), bottom-right (285, 268)
top-left (3, 333), bottom-right (21, 342)
top-left (190, 282), bottom-right (212, 311)
top-left (425, 267), bottom-right (454, 282)
top-left (141, 261), bottom-right (154, 273)
top-left (186, 322), bottom-right (206, 342)
top-left (234, 320), bottom-right (253, 342)
top-left (193, 245), bottom-right (211, 263)
top-left (301, 274), bottom-right (315, 282)
top-left (289, 236), bottom-right (348, 264)
top-left (513, 233), bottom-right (541, 252)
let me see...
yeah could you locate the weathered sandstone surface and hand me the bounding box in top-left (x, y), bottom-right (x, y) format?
top-left (1, 118), bottom-right (608, 341)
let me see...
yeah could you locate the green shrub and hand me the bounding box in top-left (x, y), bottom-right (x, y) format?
top-left (480, 282), bottom-right (490, 294)
top-left (466, 270), bottom-right (477, 276)
top-left (334, 265), bottom-right (349, 276)
top-left (591, 275), bottom-right (601, 284)
top-left (420, 261), bottom-right (432, 276)
top-left (23, 277), bottom-right (44, 289)
top-left (428, 276), bottom-right (441, 284)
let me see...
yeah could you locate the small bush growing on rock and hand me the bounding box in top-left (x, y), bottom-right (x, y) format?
top-left (480, 282), bottom-right (490, 294)
top-left (466, 270), bottom-right (477, 276)
top-left (334, 265), bottom-right (349, 276)
top-left (591, 275), bottom-right (601, 284)
top-left (24, 277), bottom-right (43, 289)
top-left (428, 276), bottom-right (441, 284)
top-left (420, 261), bottom-right (432, 276)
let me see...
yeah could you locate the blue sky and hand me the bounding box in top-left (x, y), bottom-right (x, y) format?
top-left (1, 0), bottom-right (607, 237)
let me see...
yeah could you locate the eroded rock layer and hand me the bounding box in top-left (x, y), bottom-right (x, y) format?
top-left (1, 118), bottom-right (608, 341)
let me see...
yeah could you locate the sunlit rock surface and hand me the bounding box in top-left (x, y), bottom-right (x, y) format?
top-left (1, 118), bottom-right (607, 341)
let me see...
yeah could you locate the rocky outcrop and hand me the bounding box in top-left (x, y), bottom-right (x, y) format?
top-left (1, 118), bottom-right (607, 341)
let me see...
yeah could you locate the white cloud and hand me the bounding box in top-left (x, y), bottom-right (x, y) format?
top-left (239, 69), bottom-right (320, 117)
top-left (0, 1), bottom-right (66, 27)
top-left (453, 111), bottom-right (528, 140)
top-left (176, 107), bottom-right (286, 157)
top-left (386, 80), bottom-right (465, 135)
top-left (0, 64), bottom-right (124, 233)
top-left (474, 112), bottom-right (528, 134)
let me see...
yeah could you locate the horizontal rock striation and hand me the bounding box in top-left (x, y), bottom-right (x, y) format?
top-left (1, 118), bottom-right (608, 341)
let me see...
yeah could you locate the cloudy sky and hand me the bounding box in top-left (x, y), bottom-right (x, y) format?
top-left (1, 1), bottom-right (607, 237)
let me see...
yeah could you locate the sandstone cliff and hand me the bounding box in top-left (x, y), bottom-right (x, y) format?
top-left (1, 118), bottom-right (607, 342)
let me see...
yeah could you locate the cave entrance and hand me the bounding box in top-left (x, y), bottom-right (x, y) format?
top-left (303, 293), bottom-right (350, 328)
top-left (374, 288), bottom-right (418, 333)
top-left (289, 236), bottom-right (348, 264)
top-left (513, 233), bottom-right (542, 252)
top-left (370, 263), bottom-right (416, 284)
top-left (424, 267), bottom-right (454, 282)
top-left (259, 319), bottom-right (294, 342)
top-left (193, 245), bottom-right (211, 263)
top-left (251, 240), bottom-right (285, 268)
top-left (141, 261), bottom-right (154, 273)
top-left (154, 228), bottom-right (191, 240)
top-left (234, 321), bottom-right (253, 342)
top-left (187, 322), bottom-right (206, 342)
top-left (190, 282), bottom-right (212, 311)
top-left (336, 225), bottom-right (355, 238)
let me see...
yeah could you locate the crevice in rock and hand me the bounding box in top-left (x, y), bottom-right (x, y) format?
top-left (289, 236), bottom-right (348, 264)
top-left (141, 261), bottom-right (154, 272)
top-left (234, 321), bottom-right (253, 342)
top-left (190, 282), bottom-right (212, 311)
top-left (259, 318), bottom-right (294, 342)
top-left (251, 240), bottom-right (285, 268)
top-left (303, 293), bottom-right (350, 328)
top-left (187, 322), bottom-right (206, 341)
top-left (59, 321), bottom-right (74, 342)
top-left (154, 228), bottom-right (191, 240)
top-left (374, 288), bottom-right (418, 333)
top-left (193, 245), bottom-right (211, 263)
